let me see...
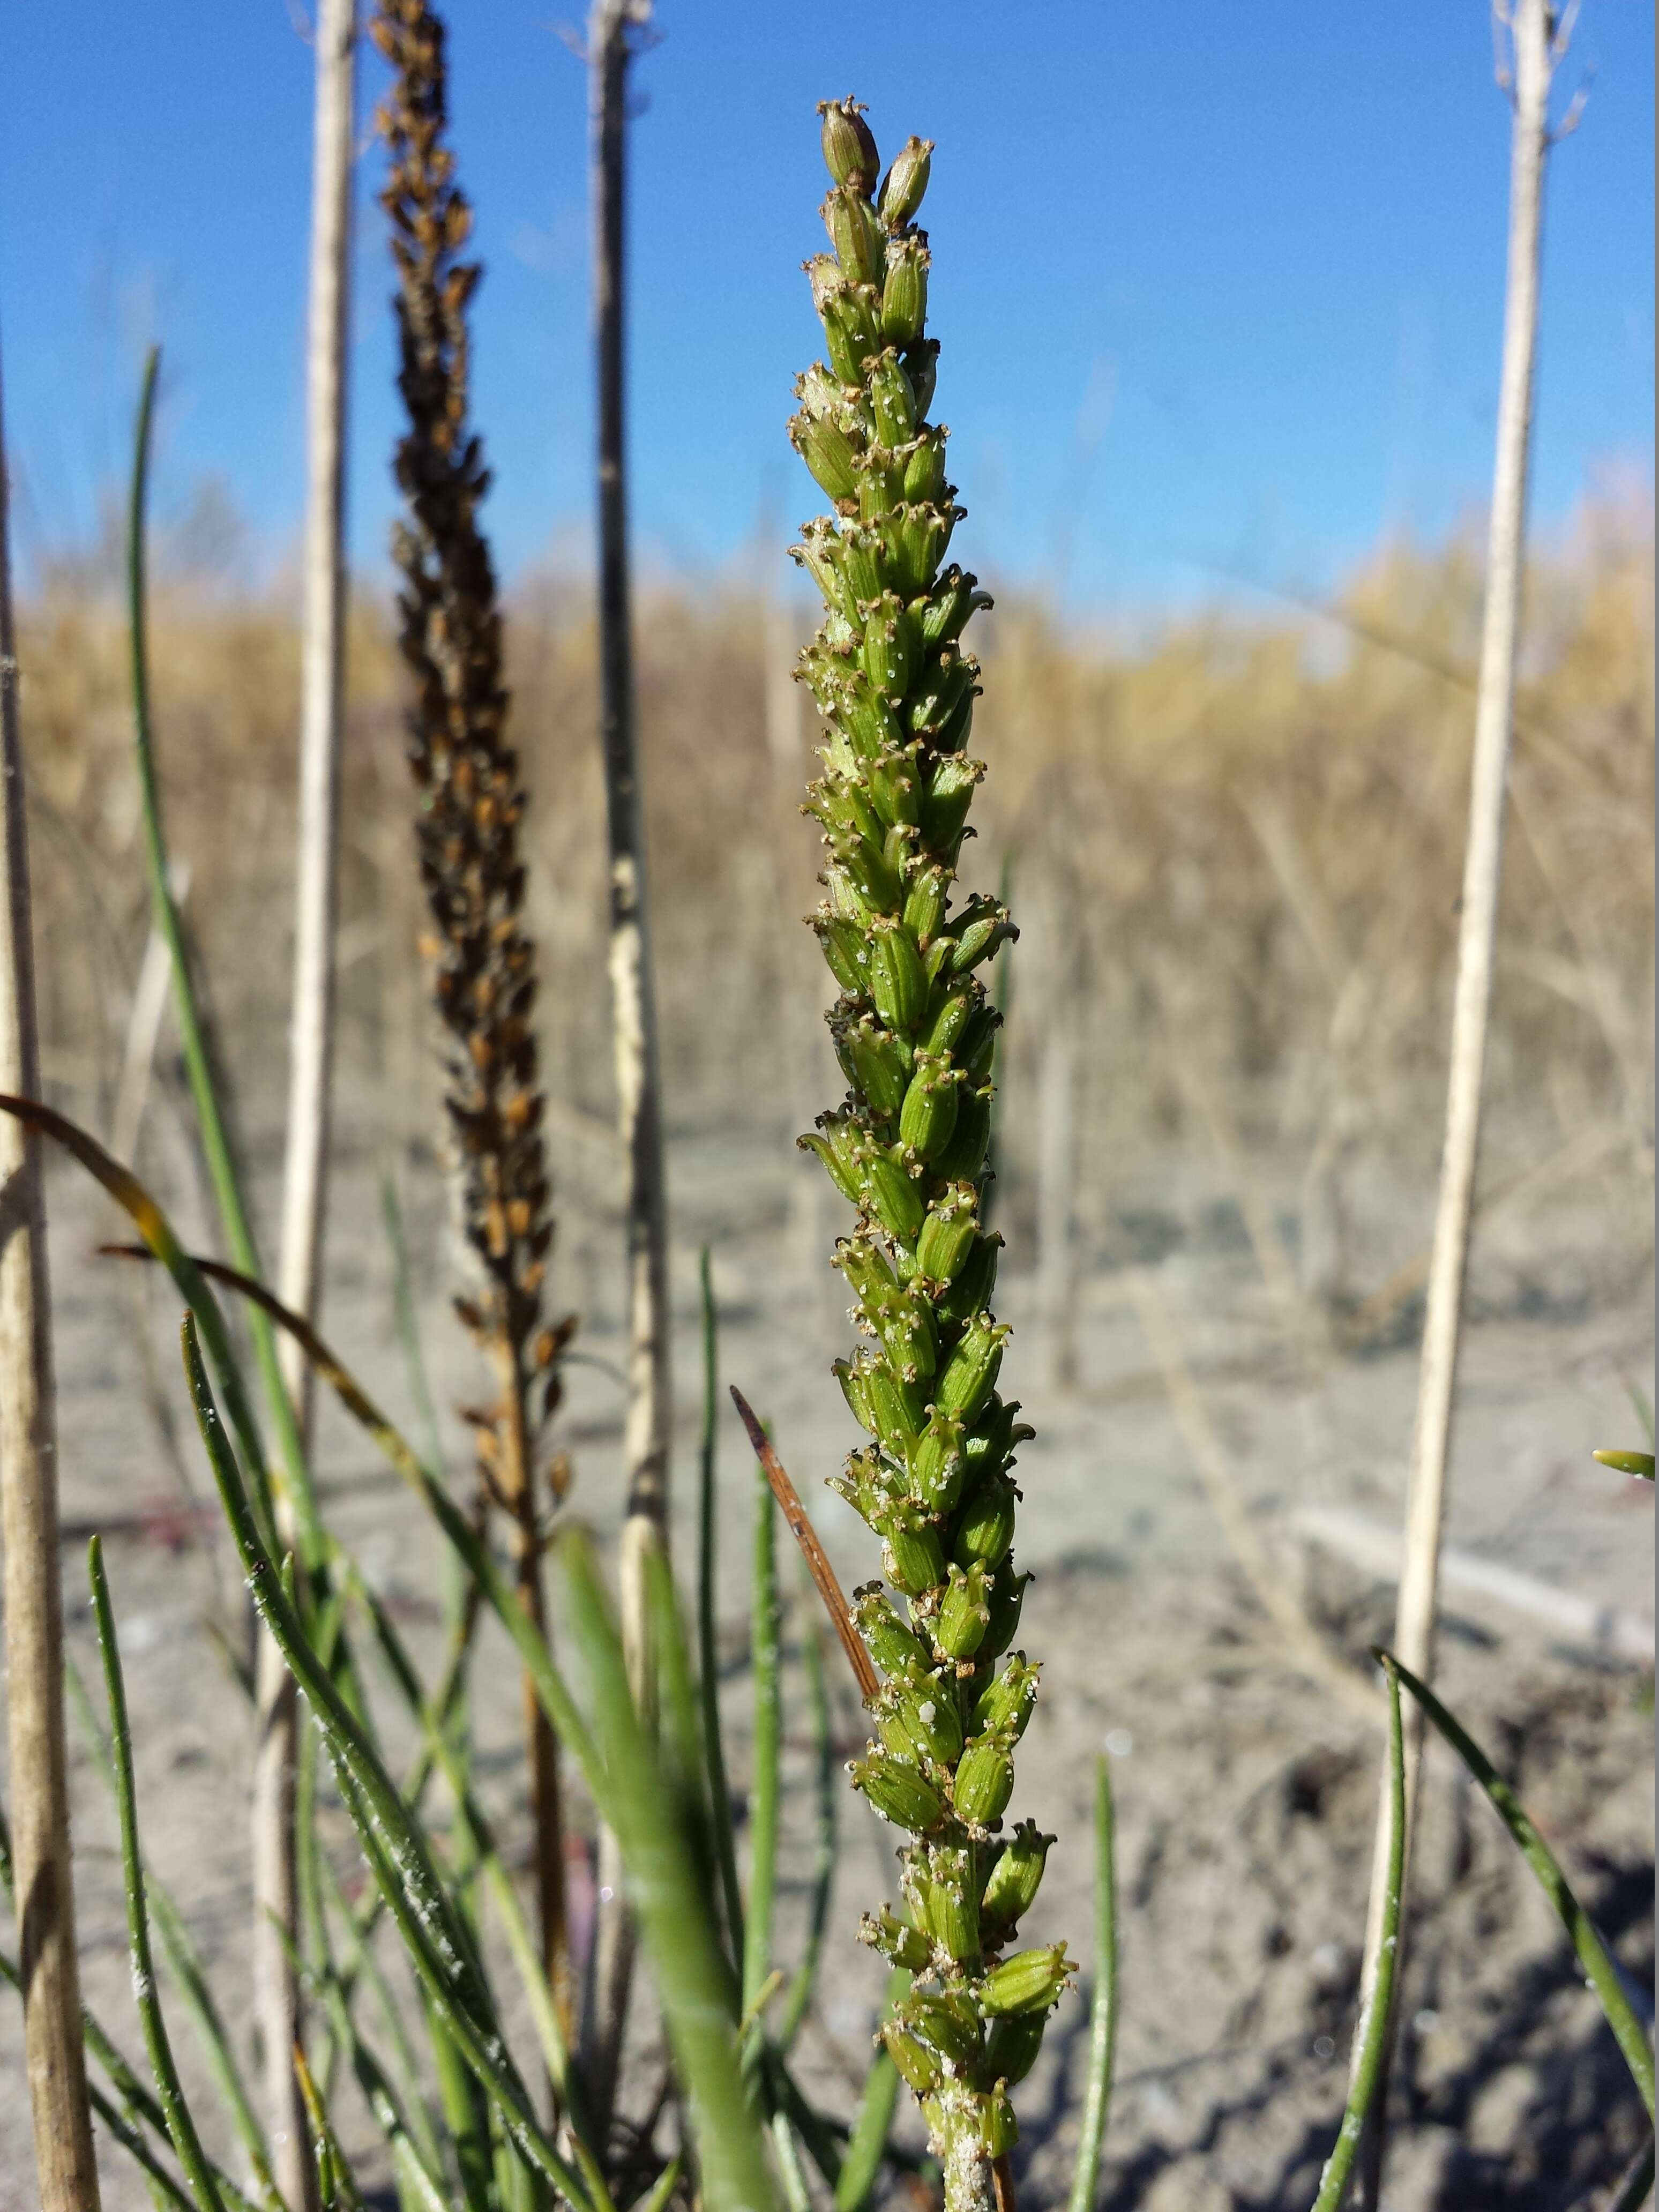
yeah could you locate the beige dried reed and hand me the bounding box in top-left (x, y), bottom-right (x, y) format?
top-left (372, 0), bottom-right (576, 2030)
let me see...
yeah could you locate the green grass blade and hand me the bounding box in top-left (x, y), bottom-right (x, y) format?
top-left (697, 1248), bottom-right (746, 1959)
top-left (1067, 1753), bottom-right (1119, 2212)
top-left (770, 2111), bottom-right (813, 2212)
top-left (123, 348), bottom-right (322, 1564)
top-left (832, 1970), bottom-right (909, 2212)
top-left (1311, 1661), bottom-right (1407, 2211)
top-left (64, 1659), bottom-right (282, 2211)
top-left (1605, 2137), bottom-right (1655, 2212)
top-left (179, 1314), bottom-right (601, 2212)
top-left (88, 1535), bottom-right (230, 2212)
top-left (1594, 1449), bottom-right (1656, 1481)
top-left (630, 2155), bottom-right (683, 2212)
top-left (558, 1529), bottom-right (776, 2212)
top-left (293, 2041), bottom-right (369, 2212)
top-left (745, 1443), bottom-right (783, 2020)
top-left (1384, 1647), bottom-right (1655, 2117)
top-left (779, 1574), bottom-right (836, 2052)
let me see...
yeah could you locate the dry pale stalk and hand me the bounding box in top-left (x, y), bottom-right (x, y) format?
top-left (372, 0), bottom-right (576, 2039)
top-left (0, 334), bottom-right (104, 2210)
top-left (255, 5), bottom-right (356, 2201)
top-left (1353, 1), bottom-right (1574, 2193)
top-left (582, 0), bottom-right (666, 2131)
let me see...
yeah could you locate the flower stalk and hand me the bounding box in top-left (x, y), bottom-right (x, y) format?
top-left (372, 0), bottom-right (576, 2035)
top-left (789, 99), bottom-right (1072, 2212)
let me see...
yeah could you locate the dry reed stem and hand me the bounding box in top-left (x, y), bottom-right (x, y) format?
top-left (1355, 2), bottom-right (1569, 2193)
top-left (0, 332), bottom-right (103, 2209)
top-left (256, 8), bottom-right (357, 2201)
top-left (583, 0), bottom-right (664, 2133)
top-left (372, 0), bottom-right (574, 2039)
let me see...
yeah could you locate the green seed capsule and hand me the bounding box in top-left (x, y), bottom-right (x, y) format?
top-left (834, 1357), bottom-right (876, 1436)
top-left (879, 135), bottom-right (933, 226)
top-left (899, 1057), bottom-right (961, 1162)
top-left (938, 1236), bottom-right (999, 1327)
top-left (864, 1280), bottom-right (937, 1381)
top-left (862, 1908), bottom-right (930, 1971)
top-left (868, 348), bottom-right (918, 447)
top-left (880, 238), bottom-right (929, 345)
top-left (934, 684), bottom-right (976, 756)
top-left (892, 1673), bottom-right (964, 1765)
top-left (798, 1116), bottom-right (866, 1206)
top-left (903, 340), bottom-right (940, 426)
top-left (916, 1201), bottom-right (978, 1288)
top-left (809, 771), bottom-right (883, 849)
top-left (919, 566), bottom-right (988, 647)
top-left (971, 1654), bottom-right (1040, 1742)
top-left (882, 2026), bottom-right (941, 2096)
top-left (901, 423), bottom-right (948, 503)
top-left (932, 1085), bottom-right (992, 1184)
top-left (977, 1942), bottom-right (1075, 2019)
top-left (909, 1844), bottom-right (978, 1961)
top-left (861, 593), bottom-right (915, 700)
top-left (818, 98), bottom-right (879, 195)
top-left (836, 674), bottom-right (902, 761)
top-left (824, 186), bottom-right (884, 286)
top-left (869, 922), bottom-right (928, 1032)
top-left (981, 2092), bottom-right (1019, 2158)
top-left (851, 1583), bottom-right (930, 1680)
top-left (921, 751), bottom-right (985, 847)
top-left (909, 646), bottom-right (975, 737)
top-left (796, 360), bottom-right (857, 428)
top-left (830, 1445), bottom-right (894, 1523)
top-left (921, 989), bottom-right (974, 1057)
top-left (982, 1562), bottom-right (1032, 1658)
top-left (954, 1474), bottom-right (1017, 1566)
top-left (811, 913), bottom-right (868, 993)
top-left (953, 1731), bottom-right (1015, 1826)
top-left (821, 283), bottom-right (882, 381)
top-left (902, 865), bottom-right (950, 946)
top-left (867, 745), bottom-right (923, 831)
top-left (791, 412), bottom-right (859, 505)
top-left (950, 902), bottom-right (1015, 975)
top-left (864, 1354), bottom-right (925, 1451)
top-left (980, 1820), bottom-right (1052, 1934)
top-left (937, 1313), bottom-right (1009, 1423)
top-left (857, 446), bottom-right (905, 520)
top-left (902, 1991), bottom-right (981, 2069)
top-left (835, 833), bottom-right (903, 917)
top-left (892, 505), bottom-right (951, 597)
top-left (907, 1409), bottom-right (967, 1515)
top-left (984, 2013), bottom-right (1047, 2090)
top-left (851, 1751), bottom-right (945, 1833)
top-left (881, 1516), bottom-right (945, 1598)
top-left (840, 1019), bottom-right (909, 1122)
top-left (937, 1560), bottom-right (992, 1659)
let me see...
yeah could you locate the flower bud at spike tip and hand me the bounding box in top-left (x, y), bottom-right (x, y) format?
top-left (789, 100), bottom-right (1066, 2197)
top-left (820, 98), bottom-right (880, 195)
top-left (880, 136), bottom-right (933, 226)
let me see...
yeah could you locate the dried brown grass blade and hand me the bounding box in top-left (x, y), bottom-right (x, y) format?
top-left (728, 1387), bottom-right (878, 1706)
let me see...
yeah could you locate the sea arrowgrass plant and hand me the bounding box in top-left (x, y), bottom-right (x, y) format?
top-left (371, 0), bottom-right (576, 2027)
top-left (787, 98), bottom-right (1073, 2211)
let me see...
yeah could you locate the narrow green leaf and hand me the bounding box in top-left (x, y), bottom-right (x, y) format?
top-left (1311, 1662), bottom-right (1407, 2211)
top-left (745, 1443), bottom-right (783, 2018)
top-left (630, 2156), bottom-right (684, 2212)
top-left (1594, 1449), bottom-right (1656, 1482)
top-left (88, 1536), bottom-right (230, 2212)
top-left (698, 1247), bottom-right (746, 1959)
top-left (124, 348), bottom-right (323, 1566)
top-left (178, 1314), bottom-right (601, 2212)
top-left (558, 1529), bottom-right (776, 2212)
top-left (1067, 1754), bottom-right (1119, 2212)
top-left (832, 1972), bottom-right (908, 2212)
top-left (1385, 1647), bottom-right (1655, 2118)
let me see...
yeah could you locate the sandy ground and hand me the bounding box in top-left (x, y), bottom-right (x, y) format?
top-left (1, 1093), bottom-right (1652, 2212)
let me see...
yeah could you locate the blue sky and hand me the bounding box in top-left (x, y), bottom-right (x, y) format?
top-left (3, 3), bottom-right (1651, 612)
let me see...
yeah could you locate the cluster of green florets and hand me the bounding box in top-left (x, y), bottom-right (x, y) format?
top-left (789, 97), bottom-right (1073, 2194)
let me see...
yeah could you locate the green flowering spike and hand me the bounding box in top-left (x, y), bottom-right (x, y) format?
top-left (790, 98), bottom-right (1065, 2212)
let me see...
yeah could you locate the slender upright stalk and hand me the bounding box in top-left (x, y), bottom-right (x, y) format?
top-left (0, 324), bottom-right (104, 2212)
top-left (259, 11), bottom-right (356, 2198)
top-left (1354, 2), bottom-right (1572, 2193)
top-left (788, 103), bottom-right (1073, 2212)
top-left (372, 0), bottom-right (574, 2043)
top-left (585, 0), bottom-right (666, 2127)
